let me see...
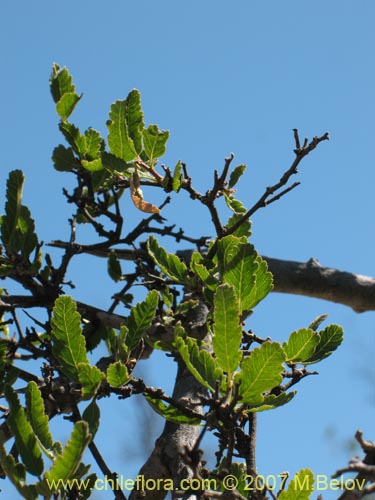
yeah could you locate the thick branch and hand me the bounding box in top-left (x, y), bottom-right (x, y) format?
top-left (264, 257), bottom-right (375, 313)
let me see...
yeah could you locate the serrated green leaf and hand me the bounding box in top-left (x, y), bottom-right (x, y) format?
top-left (224, 194), bottom-right (247, 214)
top-left (107, 100), bottom-right (138, 161)
top-left (125, 89), bottom-right (144, 154)
top-left (1, 169), bottom-right (24, 252)
top-left (125, 290), bottom-right (159, 351)
top-left (160, 286), bottom-right (174, 310)
top-left (238, 342), bottom-right (285, 405)
top-left (82, 400), bottom-right (100, 439)
top-left (107, 250), bottom-right (123, 282)
top-left (78, 363), bottom-right (105, 399)
top-left (56, 93), bottom-right (81, 121)
top-left (0, 443), bottom-right (37, 500)
top-left (101, 151), bottom-right (130, 173)
top-left (59, 122), bottom-right (85, 156)
top-left (226, 212), bottom-right (252, 238)
top-left (228, 164), bottom-right (246, 189)
top-left (218, 236), bottom-right (257, 314)
top-left (278, 469), bottom-right (314, 500)
top-left (25, 381), bottom-right (54, 452)
top-left (246, 391), bottom-right (296, 412)
top-left (50, 65), bottom-right (81, 121)
top-left (106, 361), bottom-right (129, 387)
top-left (147, 235), bottom-right (188, 283)
top-left (218, 236), bottom-right (272, 314)
top-left (83, 128), bottom-right (103, 160)
top-left (52, 145), bottom-right (80, 172)
top-left (44, 421), bottom-right (91, 484)
top-left (175, 326), bottom-right (224, 392)
top-left (4, 385), bottom-right (44, 477)
top-left (81, 158), bottom-right (103, 172)
top-left (145, 396), bottom-right (202, 425)
top-left (213, 284), bottom-right (242, 375)
top-left (190, 253), bottom-right (218, 291)
top-left (143, 124), bottom-right (169, 164)
top-left (18, 205), bottom-right (38, 257)
top-left (172, 160), bottom-right (183, 192)
top-left (305, 324), bottom-right (344, 364)
top-left (50, 64), bottom-right (76, 103)
top-left (219, 236), bottom-right (272, 313)
top-left (51, 296), bottom-right (89, 382)
top-left (283, 328), bottom-right (320, 364)
top-left (252, 255), bottom-right (273, 309)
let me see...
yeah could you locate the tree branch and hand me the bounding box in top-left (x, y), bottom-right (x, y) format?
top-left (264, 257), bottom-right (375, 313)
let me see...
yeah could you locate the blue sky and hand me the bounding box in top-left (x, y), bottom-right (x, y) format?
top-left (1, 1), bottom-right (374, 498)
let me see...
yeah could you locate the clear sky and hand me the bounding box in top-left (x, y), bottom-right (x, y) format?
top-left (1, 1), bottom-right (374, 499)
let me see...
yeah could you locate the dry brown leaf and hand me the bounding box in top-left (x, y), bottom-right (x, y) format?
top-left (130, 170), bottom-right (160, 214)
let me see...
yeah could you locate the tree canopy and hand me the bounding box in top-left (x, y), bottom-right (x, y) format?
top-left (0, 65), bottom-right (374, 500)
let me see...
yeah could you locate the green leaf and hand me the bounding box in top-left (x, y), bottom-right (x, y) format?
top-left (51, 296), bottom-right (89, 382)
top-left (278, 469), bottom-right (314, 500)
top-left (0, 443), bottom-right (37, 500)
top-left (50, 64), bottom-right (76, 103)
top-left (52, 145), bottom-right (80, 172)
top-left (18, 205), bottom-right (38, 257)
top-left (224, 194), bottom-right (247, 214)
top-left (238, 342), bottom-right (285, 406)
top-left (175, 326), bottom-right (224, 392)
top-left (283, 328), bottom-right (320, 364)
top-left (101, 151), bottom-right (130, 173)
top-left (125, 290), bottom-right (159, 351)
top-left (107, 250), bottom-right (123, 282)
top-left (25, 381), bottom-right (54, 452)
top-left (218, 236), bottom-right (257, 314)
top-left (4, 385), bottom-right (44, 477)
top-left (143, 124), bottom-right (169, 164)
top-left (59, 122), bottom-right (85, 156)
top-left (172, 160), bottom-right (183, 192)
top-left (147, 235), bottom-right (188, 283)
top-left (253, 255), bottom-right (274, 309)
top-left (308, 314), bottom-right (328, 332)
top-left (81, 158), bottom-right (103, 172)
top-left (82, 400), bottom-right (100, 439)
top-left (56, 93), bottom-right (81, 121)
top-left (212, 284), bottom-right (242, 374)
top-left (226, 212), bottom-right (251, 238)
top-left (1, 169), bottom-right (23, 252)
top-left (125, 89), bottom-right (144, 154)
top-left (59, 126), bottom-right (103, 164)
top-left (78, 363), bottom-right (105, 399)
top-left (218, 236), bottom-right (272, 314)
top-left (106, 361), bottom-right (129, 388)
top-left (190, 253), bottom-right (218, 291)
top-left (82, 128), bottom-right (103, 160)
top-left (44, 421), bottom-right (91, 484)
top-left (107, 250), bottom-right (123, 283)
top-left (304, 324), bottom-right (344, 364)
top-left (145, 396), bottom-right (202, 425)
top-left (107, 100), bottom-right (138, 161)
top-left (246, 391), bottom-right (296, 412)
top-left (228, 164), bottom-right (246, 189)
top-left (50, 65), bottom-right (81, 121)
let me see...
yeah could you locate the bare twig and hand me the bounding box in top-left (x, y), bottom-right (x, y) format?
top-left (222, 131), bottom-right (329, 240)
